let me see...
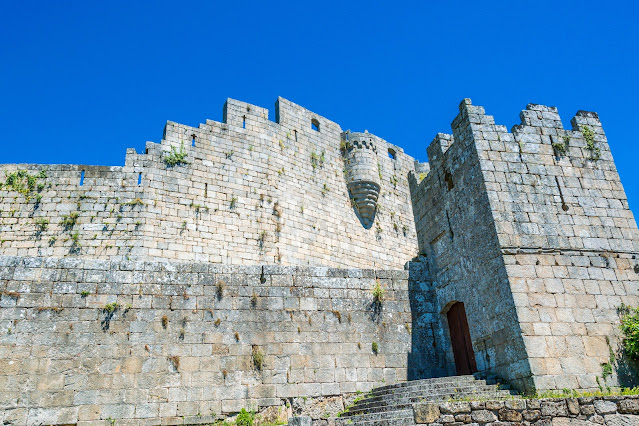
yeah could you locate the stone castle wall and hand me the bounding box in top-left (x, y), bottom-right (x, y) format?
top-left (1, 96), bottom-right (638, 425)
top-left (0, 255), bottom-right (438, 425)
top-left (0, 97), bottom-right (419, 269)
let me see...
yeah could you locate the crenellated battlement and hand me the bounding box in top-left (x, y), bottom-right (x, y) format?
top-left (0, 97), bottom-right (419, 269)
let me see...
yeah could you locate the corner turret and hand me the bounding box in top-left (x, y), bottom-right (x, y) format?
top-left (341, 131), bottom-right (382, 228)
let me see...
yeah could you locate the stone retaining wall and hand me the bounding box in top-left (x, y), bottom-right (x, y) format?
top-left (413, 396), bottom-right (639, 425)
top-left (0, 256), bottom-right (437, 425)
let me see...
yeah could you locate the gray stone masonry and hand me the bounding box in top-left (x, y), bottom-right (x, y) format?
top-left (412, 395), bottom-right (639, 425)
top-left (0, 255), bottom-right (435, 425)
top-left (411, 99), bottom-right (639, 392)
top-left (1, 97), bottom-right (638, 424)
top-left (0, 97), bottom-right (418, 269)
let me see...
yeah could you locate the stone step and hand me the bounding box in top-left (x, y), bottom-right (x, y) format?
top-left (337, 417), bottom-right (415, 426)
top-left (370, 375), bottom-right (477, 394)
top-left (336, 408), bottom-right (415, 424)
top-left (352, 385), bottom-right (509, 402)
top-left (347, 389), bottom-right (514, 414)
top-left (365, 379), bottom-right (488, 398)
top-left (343, 390), bottom-right (515, 417)
top-left (355, 384), bottom-right (501, 405)
top-left (336, 375), bottom-right (521, 423)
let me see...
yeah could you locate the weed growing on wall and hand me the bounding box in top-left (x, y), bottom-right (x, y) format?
top-left (103, 303), bottom-right (119, 313)
top-left (340, 140), bottom-right (353, 154)
top-left (216, 280), bottom-right (226, 299)
top-left (163, 142), bottom-right (190, 167)
top-left (168, 355), bottom-right (180, 372)
top-left (236, 408), bottom-right (255, 426)
top-left (582, 126), bottom-right (600, 160)
top-left (552, 142), bottom-right (567, 157)
top-left (371, 280), bottom-right (385, 303)
top-left (61, 212), bottom-right (79, 229)
top-left (310, 152), bottom-right (320, 169)
top-left (1, 169), bottom-right (47, 201)
top-left (252, 345), bottom-right (264, 370)
top-left (125, 198), bottom-right (144, 207)
top-left (620, 305), bottom-right (639, 359)
top-left (34, 218), bottom-right (49, 231)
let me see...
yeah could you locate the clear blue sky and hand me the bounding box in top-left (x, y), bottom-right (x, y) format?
top-left (1, 1), bottom-right (638, 213)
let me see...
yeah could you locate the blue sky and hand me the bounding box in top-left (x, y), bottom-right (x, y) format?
top-left (1, 1), bottom-right (638, 213)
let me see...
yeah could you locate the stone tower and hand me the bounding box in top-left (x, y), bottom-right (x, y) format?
top-left (411, 99), bottom-right (639, 392)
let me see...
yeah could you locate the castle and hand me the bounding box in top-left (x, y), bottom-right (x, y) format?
top-left (0, 97), bottom-right (637, 424)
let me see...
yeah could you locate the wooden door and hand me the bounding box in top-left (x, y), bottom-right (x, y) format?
top-left (447, 302), bottom-right (477, 375)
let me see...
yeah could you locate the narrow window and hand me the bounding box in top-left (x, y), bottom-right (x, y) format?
top-left (444, 170), bottom-right (454, 190)
top-left (138, 173), bottom-right (142, 186)
top-left (80, 170), bottom-right (85, 186)
top-left (243, 116), bottom-right (246, 129)
top-left (293, 130), bottom-right (298, 141)
top-left (388, 148), bottom-right (396, 160)
top-left (311, 118), bottom-right (320, 132)
top-left (205, 183), bottom-right (208, 198)
top-left (191, 135), bottom-right (196, 147)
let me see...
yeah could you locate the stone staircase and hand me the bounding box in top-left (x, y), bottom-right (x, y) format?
top-left (336, 375), bottom-right (518, 425)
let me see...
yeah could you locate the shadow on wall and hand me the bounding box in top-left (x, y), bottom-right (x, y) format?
top-left (406, 257), bottom-right (448, 380)
top-left (616, 351), bottom-right (639, 388)
top-left (347, 186), bottom-right (377, 230)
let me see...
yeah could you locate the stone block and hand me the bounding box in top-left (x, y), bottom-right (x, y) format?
top-left (541, 400), bottom-right (568, 417)
top-left (288, 416), bottom-right (312, 426)
top-left (471, 409), bottom-right (497, 423)
top-left (618, 399), bottom-right (639, 414)
top-left (594, 399), bottom-right (618, 414)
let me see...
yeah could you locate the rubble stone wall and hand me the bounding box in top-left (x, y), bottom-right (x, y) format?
top-left (413, 396), bottom-right (639, 425)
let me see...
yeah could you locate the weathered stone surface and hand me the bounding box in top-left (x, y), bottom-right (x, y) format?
top-left (414, 402), bottom-right (441, 424)
top-left (454, 413), bottom-right (472, 423)
top-left (523, 409), bottom-right (541, 421)
top-left (617, 399), bottom-right (639, 414)
top-left (439, 414), bottom-right (455, 423)
top-left (542, 400), bottom-right (568, 417)
top-left (498, 407), bottom-right (523, 422)
top-left (603, 414), bottom-right (638, 425)
top-left (551, 418), bottom-right (596, 425)
top-left (594, 400), bottom-right (617, 414)
top-left (440, 401), bottom-right (471, 414)
top-left (471, 409), bottom-right (497, 423)
top-left (288, 416), bottom-right (312, 426)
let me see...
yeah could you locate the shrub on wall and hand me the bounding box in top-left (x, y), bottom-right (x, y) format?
top-left (620, 305), bottom-right (639, 359)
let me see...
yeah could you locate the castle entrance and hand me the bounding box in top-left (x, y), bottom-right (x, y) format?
top-left (446, 302), bottom-right (477, 375)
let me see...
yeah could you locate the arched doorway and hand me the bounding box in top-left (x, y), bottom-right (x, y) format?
top-left (446, 302), bottom-right (477, 375)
